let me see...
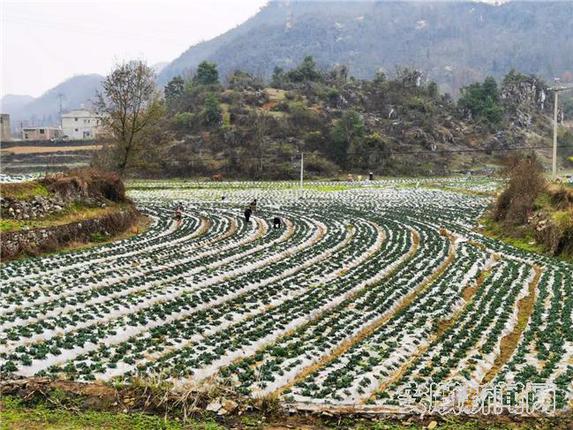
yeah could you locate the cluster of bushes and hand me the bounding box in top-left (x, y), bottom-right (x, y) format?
top-left (493, 153), bottom-right (573, 258)
top-left (41, 168), bottom-right (127, 203)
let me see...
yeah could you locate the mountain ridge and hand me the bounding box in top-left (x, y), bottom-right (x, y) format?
top-left (158, 0), bottom-right (573, 94)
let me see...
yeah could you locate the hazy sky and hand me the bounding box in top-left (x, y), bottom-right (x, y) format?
top-left (0, 0), bottom-right (268, 98)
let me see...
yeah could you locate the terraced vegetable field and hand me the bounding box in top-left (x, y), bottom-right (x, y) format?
top-left (1, 179), bottom-right (571, 414)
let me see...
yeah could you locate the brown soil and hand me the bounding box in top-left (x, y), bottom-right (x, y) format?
top-left (2, 145), bottom-right (101, 154)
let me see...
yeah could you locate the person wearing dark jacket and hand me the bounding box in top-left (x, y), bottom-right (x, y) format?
top-left (273, 216), bottom-right (282, 229)
top-left (244, 207), bottom-right (252, 223)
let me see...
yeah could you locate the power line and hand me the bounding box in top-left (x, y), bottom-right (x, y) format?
top-left (140, 144), bottom-right (571, 164)
top-left (351, 144), bottom-right (572, 156)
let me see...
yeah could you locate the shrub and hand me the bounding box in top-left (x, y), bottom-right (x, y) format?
top-left (42, 168), bottom-right (126, 203)
top-left (494, 153), bottom-right (546, 225)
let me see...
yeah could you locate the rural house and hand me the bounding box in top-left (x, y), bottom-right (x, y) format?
top-left (61, 109), bottom-right (102, 140)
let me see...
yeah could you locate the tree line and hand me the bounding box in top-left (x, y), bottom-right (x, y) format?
top-left (93, 57), bottom-right (565, 178)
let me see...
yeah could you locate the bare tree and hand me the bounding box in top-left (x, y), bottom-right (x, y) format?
top-left (249, 110), bottom-right (272, 175)
top-left (95, 60), bottom-right (163, 175)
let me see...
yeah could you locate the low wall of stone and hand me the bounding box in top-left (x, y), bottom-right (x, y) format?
top-left (0, 206), bottom-right (139, 260)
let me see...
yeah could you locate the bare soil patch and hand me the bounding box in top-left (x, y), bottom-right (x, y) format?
top-left (2, 145), bottom-right (101, 154)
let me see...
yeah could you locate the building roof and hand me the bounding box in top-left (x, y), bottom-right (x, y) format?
top-left (61, 109), bottom-right (98, 118)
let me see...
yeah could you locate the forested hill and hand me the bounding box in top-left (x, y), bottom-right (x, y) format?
top-left (158, 0), bottom-right (573, 95)
top-left (152, 59), bottom-right (572, 179)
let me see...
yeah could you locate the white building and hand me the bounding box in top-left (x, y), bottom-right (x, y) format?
top-left (61, 109), bottom-right (101, 140)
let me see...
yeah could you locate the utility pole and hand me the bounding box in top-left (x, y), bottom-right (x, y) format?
top-left (553, 90), bottom-right (558, 178)
top-left (549, 83), bottom-right (573, 179)
top-left (57, 93), bottom-right (65, 132)
top-left (300, 152), bottom-right (304, 190)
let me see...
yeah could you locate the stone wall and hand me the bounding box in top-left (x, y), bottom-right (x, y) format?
top-left (1, 170), bottom-right (126, 220)
top-left (1, 207), bottom-right (139, 260)
top-left (0, 195), bottom-right (110, 220)
top-left (0, 195), bottom-right (67, 220)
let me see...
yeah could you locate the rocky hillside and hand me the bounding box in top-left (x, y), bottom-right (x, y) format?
top-left (159, 0), bottom-right (573, 95)
top-left (155, 59), bottom-right (569, 179)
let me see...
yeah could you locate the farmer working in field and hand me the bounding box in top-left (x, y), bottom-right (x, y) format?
top-left (273, 216), bottom-right (282, 229)
top-left (174, 204), bottom-right (183, 228)
top-left (249, 199), bottom-right (257, 214)
top-left (244, 207), bottom-right (252, 223)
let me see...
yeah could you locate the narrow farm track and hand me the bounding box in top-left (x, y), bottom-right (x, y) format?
top-left (236, 227), bottom-right (420, 398)
top-left (265, 231), bottom-right (438, 397)
top-left (280, 225), bottom-right (456, 403)
top-left (1, 180), bottom-right (571, 413)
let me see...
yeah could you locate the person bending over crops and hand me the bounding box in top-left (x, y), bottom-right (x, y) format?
top-left (273, 216), bottom-right (282, 229)
top-left (244, 207), bottom-right (252, 223)
top-left (250, 199), bottom-right (257, 213)
top-left (174, 204), bottom-right (183, 228)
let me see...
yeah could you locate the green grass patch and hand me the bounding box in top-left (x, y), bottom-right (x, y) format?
top-left (89, 231), bottom-right (108, 243)
top-left (480, 216), bottom-right (545, 254)
top-left (0, 397), bottom-right (224, 430)
top-left (0, 219), bottom-right (23, 233)
top-left (1, 181), bottom-right (49, 200)
top-left (533, 192), bottom-right (553, 210)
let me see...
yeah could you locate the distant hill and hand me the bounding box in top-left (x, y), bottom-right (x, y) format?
top-left (151, 62), bottom-right (169, 75)
top-left (158, 0), bottom-right (573, 94)
top-left (0, 95), bottom-right (35, 116)
top-left (3, 74), bottom-right (104, 132)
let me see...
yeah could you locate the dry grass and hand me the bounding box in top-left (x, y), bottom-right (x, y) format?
top-left (364, 235), bottom-right (462, 401)
top-left (1, 181), bottom-right (49, 200)
top-left (264, 88), bottom-right (287, 101)
top-left (366, 263), bottom-right (494, 403)
top-left (2, 378), bottom-right (570, 429)
top-left (1, 145), bottom-right (101, 154)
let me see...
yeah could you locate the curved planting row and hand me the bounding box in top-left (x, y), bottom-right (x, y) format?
top-left (0, 183), bottom-right (571, 413)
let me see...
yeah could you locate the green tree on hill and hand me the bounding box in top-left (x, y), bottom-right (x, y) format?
top-left (271, 66), bottom-right (285, 87)
top-left (285, 56), bottom-right (323, 83)
top-left (331, 110), bottom-right (364, 167)
top-left (194, 61), bottom-right (219, 86)
top-left (349, 132), bottom-right (390, 171)
top-left (202, 93), bottom-right (222, 127)
top-left (458, 76), bottom-right (504, 125)
top-left (164, 76), bottom-right (185, 112)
